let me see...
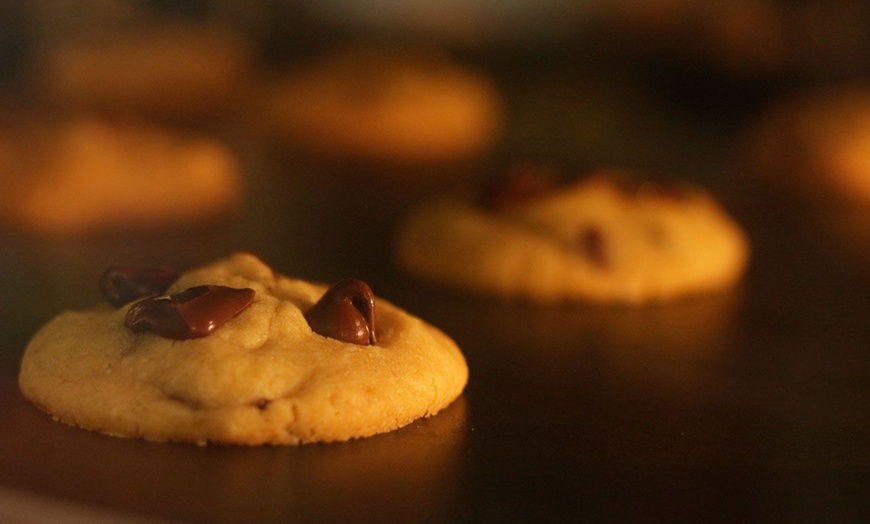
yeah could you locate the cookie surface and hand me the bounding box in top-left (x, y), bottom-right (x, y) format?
top-left (18, 253), bottom-right (468, 445)
top-left (396, 169), bottom-right (750, 304)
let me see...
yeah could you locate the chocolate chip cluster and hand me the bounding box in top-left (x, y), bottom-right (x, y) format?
top-left (99, 266), bottom-right (377, 345)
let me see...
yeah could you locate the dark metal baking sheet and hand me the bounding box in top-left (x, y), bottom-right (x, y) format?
top-left (2, 71), bottom-right (870, 523)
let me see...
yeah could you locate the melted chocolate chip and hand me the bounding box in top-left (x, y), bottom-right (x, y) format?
top-left (578, 226), bottom-right (608, 267)
top-left (125, 285), bottom-right (255, 340)
top-left (480, 163), bottom-right (561, 211)
top-left (305, 279), bottom-right (377, 345)
top-left (100, 266), bottom-right (179, 307)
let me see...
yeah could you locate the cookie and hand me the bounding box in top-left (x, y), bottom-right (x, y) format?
top-left (599, 0), bottom-right (789, 76)
top-left (0, 114), bottom-right (241, 234)
top-left (599, 1), bottom-right (870, 79)
top-left (395, 166), bottom-right (750, 304)
top-left (30, 23), bottom-right (254, 119)
top-left (260, 43), bottom-right (503, 164)
top-left (746, 86), bottom-right (870, 204)
top-left (19, 252), bottom-right (468, 445)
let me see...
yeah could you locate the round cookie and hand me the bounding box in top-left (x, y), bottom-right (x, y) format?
top-left (600, 0), bottom-right (789, 77)
top-left (395, 167), bottom-right (750, 304)
top-left (19, 252), bottom-right (468, 445)
top-left (746, 85), bottom-right (870, 204)
top-left (260, 43), bottom-right (503, 164)
top-left (0, 114), bottom-right (241, 234)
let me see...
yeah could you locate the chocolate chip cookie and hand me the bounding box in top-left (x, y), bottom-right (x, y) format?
top-left (395, 166), bottom-right (750, 304)
top-left (0, 115), bottom-right (240, 234)
top-left (746, 85), bottom-right (870, 204)
top-left (259, 43), bottom-right (503, 163)
top-left (19, 253), bottom-right (468, 445)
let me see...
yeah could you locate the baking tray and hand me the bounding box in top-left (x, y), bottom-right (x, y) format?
top-left (2, 71), bottom-right (870, 523)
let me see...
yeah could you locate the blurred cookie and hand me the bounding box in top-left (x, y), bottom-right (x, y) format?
top-left (598, 0), bottom-right (870, 79)
top-left (0, 114), bottom-right (241, 234)
top-left (19, 252), bottom-right (468, 445)
top-left (396, 165), bottom-right (749, 304)
top-left (260, 44), bottom-right (503, 164)
top-left (29, 23), bottom-right (254, 119)
top-left (746, 86), bottom-right (870, 204)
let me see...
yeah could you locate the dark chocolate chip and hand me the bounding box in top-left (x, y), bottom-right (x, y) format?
top-left (125, 285), bottom-right (255, 340)
top-left (100, 266), bottom-right (179, 307)
top-left (578, 226), bottom-right (608, 267)
top-left (479, 163), bottom-right (561, 211)
top-left (305, 279), bottom-right (377, 345)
